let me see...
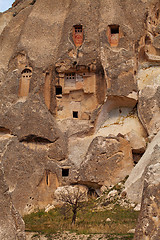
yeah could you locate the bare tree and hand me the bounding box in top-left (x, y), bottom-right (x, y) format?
top-left (55, 185), bottom-right (88, 224)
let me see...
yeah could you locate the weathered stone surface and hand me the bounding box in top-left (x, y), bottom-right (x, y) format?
top-left (0, 5), bottom-right (32, 71)
top-left (137, 67), bottom-right (160, 91)
top-left (125, 131), bottom-right (160, 204)
top-left (78, 135), bottom-right (133, 187)
top-left (139, 0), bottom-right (160, 63)
top-left (134, 163), bottom-right (160, 240)
top-left (0, 12), bottom-right (13, 34)
top-left (0, 95), bottom-right (62, 142)
top-left (153, 35), bottom-right (160, 49)
top-left (99, 0), bottom-right (145, 96)
top-left (57, 119), bottom-right (94, 138)
top-left (0, 0), bottom-right (160, 234)
top-left (125, 130), bottom-right (146, 154)
top-left (138, 85), bottom-right (160, 136)
top-left (0, 134), bottom-right (67, 215)
top-left (96, 106), bottom-right (147, 139)
top-left (48, 137), bottom-right (68, 161)
top-left (0, 164), bottom-right (26, 240)
top-left (68, 135), bottom-right (94, 168)
top-left (0, 0), bottom-right (146, 87)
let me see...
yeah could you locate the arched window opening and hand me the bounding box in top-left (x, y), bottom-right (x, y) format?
top-left (19, 67), bottom-right (32, 97)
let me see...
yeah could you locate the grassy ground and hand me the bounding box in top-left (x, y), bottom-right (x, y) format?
top-left (24, 199), bottom-right (139, 239)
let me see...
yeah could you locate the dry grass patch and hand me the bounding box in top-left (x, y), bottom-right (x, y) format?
top-left (24, 200), bottom-right (139, 239)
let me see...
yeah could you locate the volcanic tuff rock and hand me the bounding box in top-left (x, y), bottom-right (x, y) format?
top-left (0, 133), bottom-right (73, 216)
top-left (0, 94), bottom-right (63, 141)
top-left (0, 0), bottom-right (160, 232)
top-left (125, 130), bottom-right (146, 154)
top-left (0, 164), bottom-right (25, 240)
top-left (134, 163), bottom-right (160, 240)
top-left (78, 135), bottom-right (133, 188)
top-left (138, 85), bottom-right (160, 136)
top-left (125, 131), bottom-right (160, 204)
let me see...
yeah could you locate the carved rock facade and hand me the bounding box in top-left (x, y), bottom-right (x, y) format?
top-left (0, 2), bottom-right (160, 235)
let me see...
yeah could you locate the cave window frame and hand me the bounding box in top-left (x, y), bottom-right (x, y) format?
top-left (73, 111), bottom-right (78, 119)
top-left (108, 24), bottom-right (120, 47)
top-left (65, 73), bottom-right (76, 87)
top-left (55, 85), bottom-right (62, 96)
top-left (19, 67), bottom-right (32, 97)
top-left (62, 168), bottom-right (69, 177)
top-left (21, 68), bottom-right (32, 80)
top-left (73, 25), bottom-right (83, 47)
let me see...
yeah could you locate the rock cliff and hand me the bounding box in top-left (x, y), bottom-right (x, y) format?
top-left (0, 0), bottom-right (160, 238)
top-left (0, 164), bottom-right (25, 240)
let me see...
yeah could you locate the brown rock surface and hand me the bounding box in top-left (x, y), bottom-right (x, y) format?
top-left (0, 0), bottom-right (160, 235)
top-left (125, 131), bottom-right (160, 204)
top-left (0, 164), bottom-right (26, 240)
top-left (78, 135), bottom-right (133, 187)
top-left (0, 132), bottom-right (69, 215)
top-left (125, 130), bottom-right (146, 154)
top-left (138, 85), bottom-right (160, 136)
top-left (141, 0), bottom-right (160, 62)
top-left (134, 162), bottom-right (160, 240)
top-left (0, 95), bottom-right (62, 142)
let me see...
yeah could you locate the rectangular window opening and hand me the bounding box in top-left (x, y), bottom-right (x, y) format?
top-left (62, 168), bottom-right (69, 177)
top-left (110, 25), bottom-right (119, 34)
top-left (65, 73), bottom-right (76, 87)
top-left (56, 86), bottom-right (62, 95)
top-left (73, 111), bottom-right (78, 118)
top-left (73, 25), bottom-right (83, 47)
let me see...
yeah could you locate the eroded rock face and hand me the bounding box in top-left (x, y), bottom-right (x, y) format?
top-left (138, 86), bottom-right (160, 136)
top-left (0, 164), bottom-right (26, 240)
top-left (0, 131), bottom-right (70, 215)
top-left (78, 135), bottom-right (133, 188)
top-left (125, 130), bottom-right (146, 154)
top-left (140, 0), bottom-right (160, 63)
top-left (134, 163), bottom-right (160, 240)
top-left (125, 131), bottom-right (160, 204)
top-left (0, 0), bottom-right (160, 232)
top-left (96, 106), bottom-right (147, 139)
top-left (0, 95), bottom-right (62, 141)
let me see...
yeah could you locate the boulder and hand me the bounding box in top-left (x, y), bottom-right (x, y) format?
top-left (96, 106), bottom-right (147, 139)
top-left (138, 85), bottom-right (160, 136)
top-left (0, 164), bottom-right (26, 240)
top-left (0, 135), bottom-right (62, 215)
top-left (48, 137), bottom-right (68, 161)
top-left (125, 130), bottom-right (146, 154)
top-left (134, 163), bottom-right (160, 240)
top-left (68, 135), bottom-right (94, 168)
top-left (78, 135), bottom-right (133, 188)
top-left (0, 95), bottom-right (62, 142)
top-left (137, 67), bottom-right (160, 91)
top-left (125, 131), bottom-right (160, 204)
